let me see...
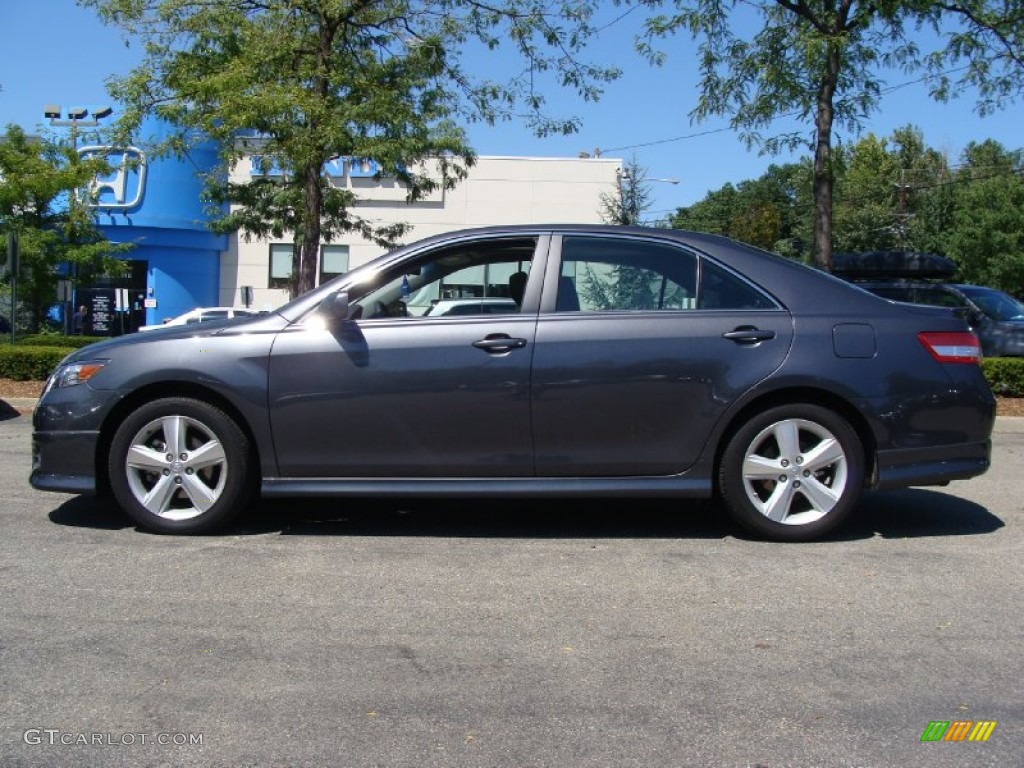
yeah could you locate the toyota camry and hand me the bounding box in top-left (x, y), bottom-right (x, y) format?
top-left (31, 225), bottom-right (995, 541)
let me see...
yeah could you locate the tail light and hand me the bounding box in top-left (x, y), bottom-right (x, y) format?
top-left (917, 332), bottom-right (981, 363)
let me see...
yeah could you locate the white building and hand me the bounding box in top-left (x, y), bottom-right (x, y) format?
top-left (220, 155), bottom-right (622, 309)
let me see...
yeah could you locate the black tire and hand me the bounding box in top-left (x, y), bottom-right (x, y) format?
top-left (108, 397), bottom-right (254, 534)
top-left (718, 404), bottom-right (864, 542)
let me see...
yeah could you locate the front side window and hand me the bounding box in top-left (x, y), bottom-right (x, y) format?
top-left (961, 288), bottom-right (1024, 321)
top-left (348, 237), bottom-right (537, 320)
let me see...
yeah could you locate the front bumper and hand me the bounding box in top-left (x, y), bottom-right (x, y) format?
top-left (31, 430), bottom-right (101, 493)
top-left (30, 387), bottom-right (123, 496)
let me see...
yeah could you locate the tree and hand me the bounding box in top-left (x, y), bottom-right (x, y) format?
top-left (0, 125), bottom-right (129, 331)
top-left (672, 124), bottom-right (1024, 291)
top-left (671, 162), bottom-right (811, 255)
top-left (83, 0), bottom-right (620, 298)
top-left (642, 1), bottom-right (1024, 272)
top-left (599, 156), bottom-right (654, 225)
top-left (912, 140), bottom-right (1024, 292)
top-left (832, 126), bottom-right (950, 253)
top-left (925, 0), bottom-right (1024, 114)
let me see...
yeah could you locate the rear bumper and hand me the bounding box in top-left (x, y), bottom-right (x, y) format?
top-left (874, 439), bottom-right (991, 489)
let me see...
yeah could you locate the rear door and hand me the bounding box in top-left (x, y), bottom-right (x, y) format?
top-left (530, 233), bottom-right (794, 476)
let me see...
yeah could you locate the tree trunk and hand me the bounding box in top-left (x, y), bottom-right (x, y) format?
top-left (294, 163), bottom-right (323, 298)
top-left (812, 43), bottom-right (841, 272)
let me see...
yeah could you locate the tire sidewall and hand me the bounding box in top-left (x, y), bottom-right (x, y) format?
top-left (719, 404), bottom-right (864, 542)
top-left (108, 397), bottom-right (251, 534)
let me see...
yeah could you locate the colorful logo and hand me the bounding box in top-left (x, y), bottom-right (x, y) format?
top-left (921, 720), bottom-right (997, 742)
top-left (79, 145), bottom-right (148, 210)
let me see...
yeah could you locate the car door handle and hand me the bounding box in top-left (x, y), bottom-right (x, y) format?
top-left (722, 327), bottom-right (776, 344)
top-left (472, 334), bottom-right (528, 353)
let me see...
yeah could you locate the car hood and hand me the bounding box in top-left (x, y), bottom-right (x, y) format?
top-left (60, 312), bottom-right (287, 363)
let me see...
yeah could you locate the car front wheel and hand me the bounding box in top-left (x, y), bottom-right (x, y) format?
top-left (108, 397), bottom-right (253, 534)
top-left (718, 404), bottom-right (864, 542)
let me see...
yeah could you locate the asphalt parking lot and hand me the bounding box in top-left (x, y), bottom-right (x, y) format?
top-left (1, 411), bottom-right (1022, 768)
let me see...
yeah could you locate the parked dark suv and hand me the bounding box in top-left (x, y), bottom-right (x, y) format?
top-left (855, 281), bottom-right (1024, 357)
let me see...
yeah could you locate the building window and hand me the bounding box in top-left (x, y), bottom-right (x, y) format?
top-left (320, 244), bottom-right (350, 284)
top-left (269, 243), bottom-right (293, 288)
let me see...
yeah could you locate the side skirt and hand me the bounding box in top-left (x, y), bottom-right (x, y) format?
top-left (262, 476), bottom-right (713, 499)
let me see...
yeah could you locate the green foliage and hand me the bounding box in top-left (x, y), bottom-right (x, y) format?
top-left (83, 0), bottom-right (620, 297)
top-left (642, 0), bottom-right (1024, 271)
top-left (0, 345), bottom-right (69, 380)
top-left (671, 162), bottom-right (811, 255)
top-left (599, 157), bottom-right (654, 225)
top-left (981, 357), bottom-right (1024, 397)
top-left (0, 124), bottom-right (133, 330)
top-left (923, 0), bottom-right (1024, 115)
top-left (911, 141), bottom-right (1024, 292)
top-left (0, 334), bottom-right (106, 348)
top-left (673, 125), bottom-right (1024, 293)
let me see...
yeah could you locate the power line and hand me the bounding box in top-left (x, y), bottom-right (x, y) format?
top-left (599, 66), bottom-right (973, 155)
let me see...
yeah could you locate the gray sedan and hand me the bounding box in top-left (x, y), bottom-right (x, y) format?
top-left (30, 225), bottom-right (995, 541)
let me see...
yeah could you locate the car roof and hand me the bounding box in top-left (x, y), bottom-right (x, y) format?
top-left (274, 224), bottom-right (891, 322)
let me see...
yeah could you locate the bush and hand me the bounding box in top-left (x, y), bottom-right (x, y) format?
top-left (0, 334), bottom-right (107, 349)
top-left (0, 346), bottom-right (71, 380)
top-left (981, 357), bottom-right (1024, 398)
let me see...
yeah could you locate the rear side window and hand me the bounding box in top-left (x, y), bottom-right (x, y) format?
top-left (555, 236), bottom-right (777, 312)
top-left (558, 236), bottom-right (697, 312)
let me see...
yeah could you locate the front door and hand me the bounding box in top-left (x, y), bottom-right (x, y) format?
top-left (268, 235), bottom-right (545, 477)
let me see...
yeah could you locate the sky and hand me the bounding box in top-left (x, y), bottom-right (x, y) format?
top-left (1, 1), bottom-right (1021, 222)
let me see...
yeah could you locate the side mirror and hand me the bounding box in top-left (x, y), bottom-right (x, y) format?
top-left (321, 291), bottom-right (353, 322)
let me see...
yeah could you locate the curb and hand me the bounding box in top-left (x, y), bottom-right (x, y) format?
top-left (3, 398), bottom-right (40, 414)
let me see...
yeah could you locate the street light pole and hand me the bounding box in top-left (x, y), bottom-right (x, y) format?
top-left (43, 105), bottom-right (113, 152)
top-left (615, 166), bottom-right (680, 226)
top-left (6, 231), bottom-right (17, 343)
top-left (42, 105), bottom-right (113, 334)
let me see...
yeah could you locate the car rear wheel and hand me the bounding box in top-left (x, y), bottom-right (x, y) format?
top-left (109, 398), bottom-right (253, 534)
top-left (718, 404), bottom-right (864, 542)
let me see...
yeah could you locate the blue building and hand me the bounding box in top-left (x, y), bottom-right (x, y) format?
top-left (81, 118), bottom-right (225, 331)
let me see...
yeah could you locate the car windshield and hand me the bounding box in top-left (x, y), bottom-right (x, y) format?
top-left (960, 287), bottom-right (1024, 321)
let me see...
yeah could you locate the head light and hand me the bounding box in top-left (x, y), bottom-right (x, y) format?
top-left (43, 361), bottom-right (108, 394)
